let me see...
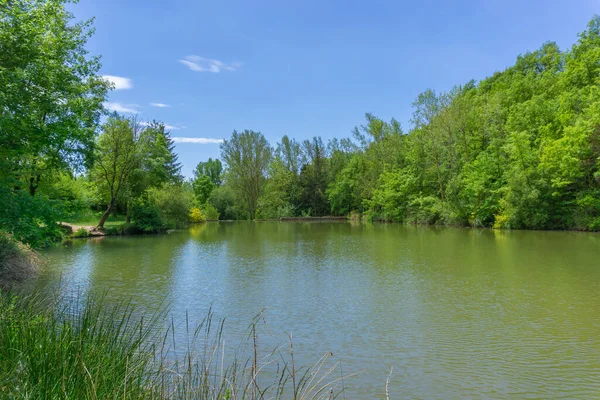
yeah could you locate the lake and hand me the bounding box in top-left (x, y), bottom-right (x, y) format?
top-left (42, 222), bottom-right (600, 398)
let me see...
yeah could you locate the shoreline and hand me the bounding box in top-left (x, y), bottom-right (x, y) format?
top-left (60, 218), bottom-right (600, 241)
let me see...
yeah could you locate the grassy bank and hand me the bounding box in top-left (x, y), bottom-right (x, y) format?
top-left (0, 231), bottom-right (43, 289)
top-left (0, 291), bottom-right (346, 399)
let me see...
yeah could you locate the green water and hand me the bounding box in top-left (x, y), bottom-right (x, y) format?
top-left (43, 222), bottom-right (600, 398)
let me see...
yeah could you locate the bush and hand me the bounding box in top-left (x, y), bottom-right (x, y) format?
top-left (349, 210), bottom-right (361, 222)
top-left (42, 173), bottom-right (92, 221)
top-left (0, 188), bottom-right (63, 247)
top-left (72, 227), bottom-right (90, 238)
top-left (103, 226), bottom-right (121, 236)
top-left (189, 207), bottom-right (206, 223)
top-left (0, 231), bottom-right (42, 288)
top-left (493, 214), bottom-right (509, 230)
top-left (208, 186), bottom-right (242, 220)
top-left (574, 192), bottom-right (600, 231)
top-left (130, 201), bottom-right (163, 233)
top-left (200, 204), bottom-right (220, 220)
top-left (407, 196), bottom-right (443, 225)
top-left (147, 184), bottom-right (193, 228)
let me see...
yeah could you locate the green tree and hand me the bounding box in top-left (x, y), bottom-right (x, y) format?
top-left (0, 0), bottom-right (108, 246)
top-left (193, 158), bottom-right (223, 186)
top-left (0, 0), bottom-right (109, 191)
top-left (258, 158), bottom-right (296, 218)
top-left (193, 175), bottom-right (216, 205)
top-left (220, 130), bottom-right (271, 220)
top-left (191, 158), bottom-right (222, 205)
top-left (327, 155), bottom-right (365, 215)
top-left (92, 116), bottom-right (141, 228)
top-left (299, 137), bottom-right (329, 216)
top-left (140, 121), bottom-right (182, 186)
top-left (276, 135), bottom-right (304, 175)
top-left (411, 90), bottom-right (447, 202)
top-left (125, 121), bottom-right (182, 222)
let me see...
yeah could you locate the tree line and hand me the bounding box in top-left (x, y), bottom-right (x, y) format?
top-left (2, 0), bottom-right (600, 248)
top-left (198, 18), bottom-right (600, 231)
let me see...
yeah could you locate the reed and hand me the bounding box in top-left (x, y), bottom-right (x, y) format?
top-left (0, 290), bottom-right (349, 399)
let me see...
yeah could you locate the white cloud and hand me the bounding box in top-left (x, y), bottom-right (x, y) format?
top-left (171, 137), bottom-right (224, 144)
top-left (178, 56), bottom-right (241, 73)
top-left (103, 102), bottom-right (140, 113)
top-left (150, 102), bottom-right (170, 108)
top-left (102, 75), bottom-right (133, 90)
top-left (139, 121), bottom-right (181, 130)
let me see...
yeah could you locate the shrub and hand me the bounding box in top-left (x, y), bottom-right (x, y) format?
top-left (147, 184), bottom-right (193, 228)
top-left (276, 203), bottom-right (296, 218)
top-left (0, 188), bottom-right (63, 247)
top-left (72, 227), bottom-right (90, 238)
top-left (130, 201), bottom-right (163, 233)
top-left (493, 214), bottom-right (509, 229)
top-left (574, 192), bottom-right (600, 231)
top-left (189, 207), bottom-right (206, 223)
top-left (208, 186), bottom-right (242, 220)
top-left (407, 196), bottom-right (443, 225)
top-left (103, 226), bottom-right (120, 236)
top-left (200, 203), bottom-right (220, 220)
top-left (43, 174), bottom-right (92, 221)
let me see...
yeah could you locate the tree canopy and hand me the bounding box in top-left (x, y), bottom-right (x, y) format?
top-left (220, 130), bottom-right (271, 220)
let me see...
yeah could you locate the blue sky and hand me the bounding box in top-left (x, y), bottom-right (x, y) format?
top-left (71, 0), bottom-right (599, 178)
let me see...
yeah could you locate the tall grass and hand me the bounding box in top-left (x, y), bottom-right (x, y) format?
top-left (0, 291), bottom-right (349, 399)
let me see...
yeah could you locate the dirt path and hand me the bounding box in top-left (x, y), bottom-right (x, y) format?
top-left (60, 223), bottom-right (106, 237)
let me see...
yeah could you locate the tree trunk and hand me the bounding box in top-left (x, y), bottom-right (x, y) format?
top-left (29, 174), bottom-right (40, 196)
top-left (97, 198), bottom-right (115, 229)
top-left (126, 201), bottom-right (131, 224)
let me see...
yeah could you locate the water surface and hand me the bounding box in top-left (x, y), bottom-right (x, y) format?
top-left (43, 222), bottom-right (600, 398)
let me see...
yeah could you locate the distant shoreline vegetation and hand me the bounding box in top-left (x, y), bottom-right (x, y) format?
top-left (2, 0), bottom-right (600, 258)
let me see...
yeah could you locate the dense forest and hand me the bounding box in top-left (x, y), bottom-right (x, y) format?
top-left (2, 0), bottom-right (600, 249)
top-left (195, 17), bottom-right (600, 231)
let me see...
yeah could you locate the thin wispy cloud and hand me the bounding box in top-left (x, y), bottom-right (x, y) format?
top-left (178, 56), bottom-right (241, 73)
top-left (102, 75), bottom-right (133, 90)
top-left (139, 121), bottom-right (181, 130)
top-left (171, 137), bottom-right (224, 144)
top-left (103, 102), bottom-right (140, 113)
top-left (150, 102), bottom-right (170, 108)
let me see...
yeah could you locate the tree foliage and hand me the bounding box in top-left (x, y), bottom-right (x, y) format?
top-left (92, 116), bottom-right (141, 228)
top-left (220, 130), bottom-right (271, 220)
top-left (0, 0), bottom-right (109, 184)
top-left (212, 17), bottom-right (600, 231)
top-left (0, 0), bottom-right (108, 245)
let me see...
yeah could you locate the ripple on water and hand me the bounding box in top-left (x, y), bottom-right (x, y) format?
top-left (40, 223), bottom-right (600, 399)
